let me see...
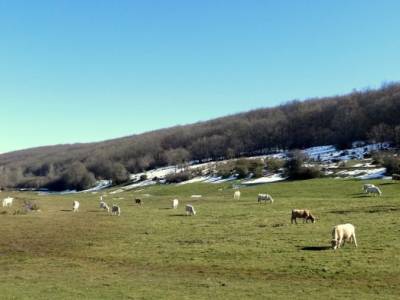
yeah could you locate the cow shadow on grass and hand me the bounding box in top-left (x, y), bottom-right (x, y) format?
top-left (351, 193), bottom-right (371, 198)
top-left (60, 209), bottom-right (73, 212)
top-left (168, 214), bottom-right (188, 217)
top-left (240, 202), bottom-right (273, 206)
top-left (300, 246), bottom-right (331, 251)
top-left (328, 205), bottom-right (400, 215)
top-left (379, 182), bottom-right (397, 186)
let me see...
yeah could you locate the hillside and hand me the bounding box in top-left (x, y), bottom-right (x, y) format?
top-left (1, 83), bottom-right (400, 190)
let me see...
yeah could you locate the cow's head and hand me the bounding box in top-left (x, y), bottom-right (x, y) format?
top-left (331, 239), bottom-right (338, 250)
top-left (308, 215), bottom-right (316, 223)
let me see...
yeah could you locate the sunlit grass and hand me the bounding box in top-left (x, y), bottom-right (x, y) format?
top-left (0, 178), bottom-right (399, 299)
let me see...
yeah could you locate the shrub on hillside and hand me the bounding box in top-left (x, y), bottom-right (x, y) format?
top-left (234, 159), bottom-right (250, 179)
top-left (372, 152), bottom-right (400, 175)
top-left (371, 152), bottom-right (384, 165)
top-left (244, 159), bottom-right (264, 178)
top-left (216, 158), bottom-right (265, 179)
top-left (87, 159), bottom-right (114, 179)
top-left (110, 162), bottom-right (130, 185)
top-left (265, 158), bottom-right (285, 173)
top-left (165, 172), bottom-right (192, 183)
top-left (45, 162), bottom-right (96, 191)
top-left (284, 151), bottom-right (322, 180)
top-left (294, 166), bottom-right (323, 179)
top-left (392, 173), bottom-right (400, 180)
top-left (16, 177), bottom-right (49, 190)
top-left (215, 161), bottom-right (235, 178)
top-left (382, 155), bottom-right (400, 175)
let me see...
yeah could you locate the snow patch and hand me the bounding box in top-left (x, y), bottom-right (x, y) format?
top-left (242, 174), bottom-right (287, 185)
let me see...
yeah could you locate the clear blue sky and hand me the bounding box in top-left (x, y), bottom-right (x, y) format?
top-left (1, 0), bottom-right (400, 153)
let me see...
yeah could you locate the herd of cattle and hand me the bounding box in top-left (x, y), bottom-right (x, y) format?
top-left (1, 182), bottom-right (384, 250)
top-left (96, 197), bottom-right (196, 216)
top-left (234, 189), bottom-right (358, 250)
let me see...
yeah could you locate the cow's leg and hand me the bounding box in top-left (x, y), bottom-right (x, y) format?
top-left (352, 233), bottom-right (358, 247)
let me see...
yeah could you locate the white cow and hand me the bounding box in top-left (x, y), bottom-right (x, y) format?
top-left (99, 201), bottom-right (110, 213)
top-left (3, 197), bottom-right (14, 207)
top-left (331, 223), bottom-right (357, 250)
top-left (2, 197), bottom-right (13, 207)
top-left (111, 204), bottom-right (121, 216)
top-left (258, 193), bottom-right (274, 203)
top-left (73, 201), bottom-right (80, 212)
top-left (172, 199), bottom-right (179, 209)
top-left (185, 204), bottom-right (196, 216)
top-left (366, 186), bottom-right (382, 196)
top-left (362, 183), bottom-right (376, 192)
top-left (234, 190), bottom-right (241, 200)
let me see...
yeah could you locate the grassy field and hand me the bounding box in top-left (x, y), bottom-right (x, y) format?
top-left (0, 179), bottom-right (399, 299)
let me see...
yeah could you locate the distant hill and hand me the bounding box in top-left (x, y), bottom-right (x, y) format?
top-left (1, 83), bottom-right (400, 190)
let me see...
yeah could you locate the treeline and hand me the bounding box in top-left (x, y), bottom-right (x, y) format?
top-left (1, 83), bottom-right (400, 190)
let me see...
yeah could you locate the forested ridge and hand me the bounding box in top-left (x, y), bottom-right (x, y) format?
top-left (1, 83), bottom-right (400, 190)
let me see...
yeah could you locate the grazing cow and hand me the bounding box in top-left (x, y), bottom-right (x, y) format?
top-left (331, 223), bottom-right (357, 250)
top-left (135, 198), bottom-right (142, 205)
top-left (291, 209), bottom-right (316, 224)
top-left (172, 199), bottom-right (179, 209)
top-left (2, 197), bottom-right (13, 207)
top-left (366, 186), bottom-right (382, 196)
top-left (99, 201), bottom-right (110, 213)
top-left (362, 183), bottom-right (376, 192)
top-left (191, 195), bottom-right (202, 198)
top-left (233, 190), bottom-right (241, 200)
top-left (185, 204), bottom-right (196, 216)
top-left (73, 201), bottom-right (80, 212)
top-left (258, 193), bottom-right (274, 204)
top-left (111, 204), bottom-right (121, 216)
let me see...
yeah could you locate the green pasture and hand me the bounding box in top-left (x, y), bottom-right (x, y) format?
top-left (0, 179), bottom-right (399, 299)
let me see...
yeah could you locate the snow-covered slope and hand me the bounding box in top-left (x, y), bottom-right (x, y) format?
top-left (38, 141), bottom-right (393, 194)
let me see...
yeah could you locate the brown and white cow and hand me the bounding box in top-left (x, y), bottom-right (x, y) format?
top-left (291, 209), bottom-right (316, 224)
